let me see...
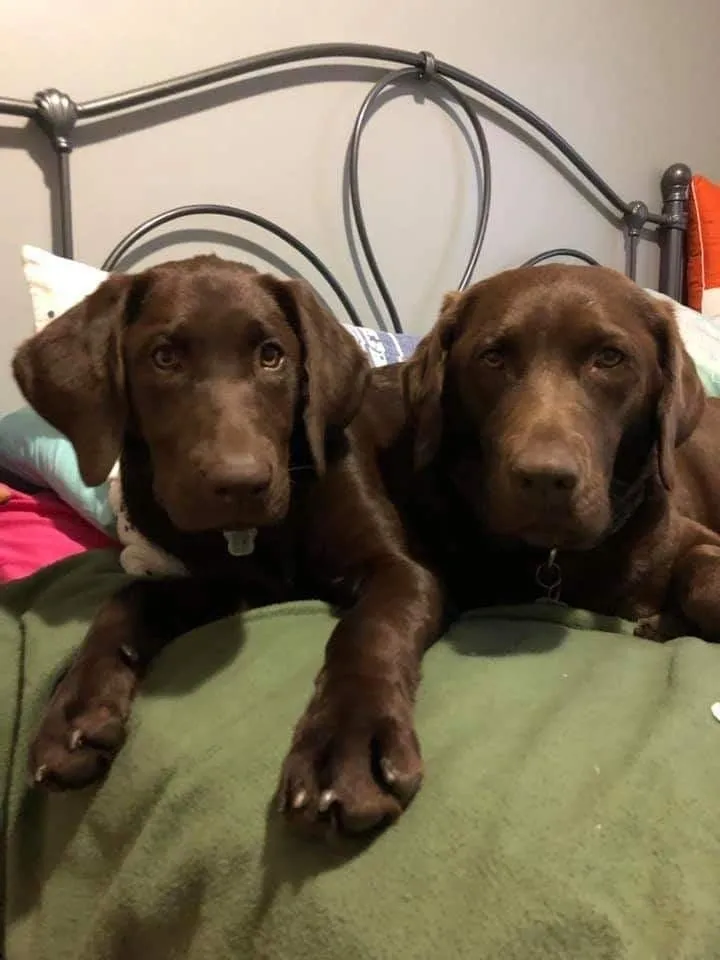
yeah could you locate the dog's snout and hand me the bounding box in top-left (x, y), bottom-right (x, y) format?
top-left (210, 455), bottom-right (272, 499)
top-left (511, 449), bottom-right (580, 498)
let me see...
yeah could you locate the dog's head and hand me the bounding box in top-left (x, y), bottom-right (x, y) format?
top-left (13, 255), bottom-right (369, 532)
top-left (404, 264), bottom-right (705, 550)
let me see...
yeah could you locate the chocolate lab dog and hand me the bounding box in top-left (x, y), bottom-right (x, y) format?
top-left (13, 254), bottom-right (443, 834)
top-left (393, 263), bottom-right (720, 638)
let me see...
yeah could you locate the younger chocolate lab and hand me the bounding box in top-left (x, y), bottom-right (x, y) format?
top-left (13, 254), bottom-right (443, 835)
top-left (393, 263), bottom-right (720, 639)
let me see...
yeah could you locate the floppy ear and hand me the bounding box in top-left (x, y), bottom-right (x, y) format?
top-left (653, 300), bottom-right (706, 490)
top-left (12, 273), bottom-right (140, 487)
top-left (262, 277), bottom-right (371, 474)
top-left (403, 291), bottom-right (460, 469)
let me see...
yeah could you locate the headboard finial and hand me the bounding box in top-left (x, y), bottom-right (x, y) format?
top-left (33, 88), bottom-right (77, 153)
top-left (661, 163), bottom-right (692, 204)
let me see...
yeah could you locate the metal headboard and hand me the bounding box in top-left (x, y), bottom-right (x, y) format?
top-left (0, 43), bottom-right (692, 334)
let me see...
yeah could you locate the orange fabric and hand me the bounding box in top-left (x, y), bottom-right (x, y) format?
top-left (688, 174), bottom-right (720, 311)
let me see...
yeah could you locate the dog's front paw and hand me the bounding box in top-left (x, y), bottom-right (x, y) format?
top-left (634, 611), bottom-right (691, 643)
top-left (29, 661), bottom-right (135, 790)
top-left (277, 675), bottom-right (423, 836)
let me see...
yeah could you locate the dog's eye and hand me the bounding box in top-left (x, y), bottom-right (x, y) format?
top-left (258, 341), bottom-right (285, 370)
top-left (593, 347), bottom-right (626, 369)
top-left (151, 344), bottom-right (179, 370)
top-left (478, 348), bottom-right (504, 368)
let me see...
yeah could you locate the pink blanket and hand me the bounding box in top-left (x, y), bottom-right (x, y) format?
top-left (0, 484), bottom-right (117, 582)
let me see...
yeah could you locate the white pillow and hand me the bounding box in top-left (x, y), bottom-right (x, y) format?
top-left (22, 245), bottom-right (108, 334)
top-left (22, 246), bottom-right (421, 366)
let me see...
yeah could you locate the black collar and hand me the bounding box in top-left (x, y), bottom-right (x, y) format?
top-left (607, 464), bottom-right (657, 537)
top-left (289, 419), bottom-right (316, 478)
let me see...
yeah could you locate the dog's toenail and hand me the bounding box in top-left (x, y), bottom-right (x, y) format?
top-left (69, 729), bottom-right (84, 751)
top-left (34, 764), bottom-right (48, 784)
top-left (292, 789), bottom-right (308, 810)
top-left (318, 789), bottom-right (336, 812)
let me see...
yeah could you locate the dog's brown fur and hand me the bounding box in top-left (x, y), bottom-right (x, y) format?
top-left (387, 263), bottom-right (720, 639)
top-left (13, 254), bottom-right (443, 835)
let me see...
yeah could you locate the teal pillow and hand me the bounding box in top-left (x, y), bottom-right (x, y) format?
top-left (0, 407), bottom-right (115, 532)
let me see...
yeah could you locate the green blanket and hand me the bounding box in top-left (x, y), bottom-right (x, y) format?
top-left (3, 551), bottom-right (720, 959)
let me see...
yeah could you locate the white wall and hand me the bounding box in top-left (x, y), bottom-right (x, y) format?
top-left (1, 0), bottom-right (719, 409)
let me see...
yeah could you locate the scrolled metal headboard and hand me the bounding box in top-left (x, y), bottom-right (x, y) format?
top-left (0, 42), bottom-right (692, 333)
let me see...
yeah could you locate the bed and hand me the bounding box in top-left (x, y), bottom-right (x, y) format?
top-left (3, 44), bottom-right (720, 960)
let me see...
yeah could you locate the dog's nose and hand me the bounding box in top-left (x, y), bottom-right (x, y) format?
top-left (211, 456), bottom-right (272, 499)
top-left (511, 452), bottom-right (579, 498)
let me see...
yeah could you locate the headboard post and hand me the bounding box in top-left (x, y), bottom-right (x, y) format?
top-left (33, 88), bottom-right (78, 260)
top-left (659, 163), bottom-right (692, 302)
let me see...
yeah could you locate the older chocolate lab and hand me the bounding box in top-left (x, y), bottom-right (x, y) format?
top-left (13, 254), bottom-right (443, 834)
top-left (394, 263), bottom-right (720, 638)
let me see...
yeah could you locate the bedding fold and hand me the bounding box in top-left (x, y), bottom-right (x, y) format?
top-left (2, 551), bottom-right (720, 959)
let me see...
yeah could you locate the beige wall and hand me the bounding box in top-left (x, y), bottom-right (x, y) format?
top-left (1, 0), bottom-right (719, 409)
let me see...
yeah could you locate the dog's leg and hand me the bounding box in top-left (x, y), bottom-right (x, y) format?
top-left (633, 610), bottom-right (695, 642)
top-left (29, 577), bottom-right (238, 790)
top-left (278, 553), bottom-right (443, 835)
top-left (656, 517), bottom-right (720, 642)
top-left (672, 542), bottom-right (720, 643)
top-left (277, 457), bottom-right (445, 835)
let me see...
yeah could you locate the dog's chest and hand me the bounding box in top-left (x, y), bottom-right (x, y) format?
top-left (416, 477), bottom-right (674, 619)
top-left (120, 487), bottom-right (306, 607)
top-left (441, 531), bottom-right (670, 620)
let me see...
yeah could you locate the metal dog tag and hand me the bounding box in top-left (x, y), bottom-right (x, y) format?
top-left (535, 547), bottom-right (566, 605)
top-left (224, 528), bottom-right (257, 557)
